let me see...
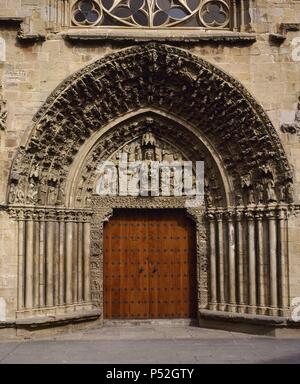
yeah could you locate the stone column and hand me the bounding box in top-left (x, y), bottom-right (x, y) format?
top-left (233, 0), bottom-right (238, 31)
top-left (268, 210), bottom-right (278, 315)
top-left (246, 211), bottom-right (256, 314)
top-left (54, 221), bottom-right (60, 306)
top-left (59, 217), bottom-right (65, 305)
top-left (227, 211), bottom-right (237, 312)
top-left (278, 208), bottom-right (289, 315)
top-left (208, 213), bottom-right (217, 310)
top-left (278, 209), bottom-right (289, 316)
top-left (17, 214), bottom-right (26, 310)
top-left (33, 219), bottom-right (40, 308)
top-left (46, 218), bottom-right (55, 307)
top-left (240, 0), bottom-right (246, 31)
top-left (236, 211), bottom-right (245, 313)
top-left (39, 216), bottom-right (46, 307)
top-left (72, 222), bottom-right (78, 303)
top-left (216, 212), bottom-right (225, 311)
top-left (77, 221), bottom-right (84, 303)
top-left (255, 211), bottom-right (266, 314)
top-left (66, 219), bottom-right (74, 305)
top-left (25, 218), bottom-right (34, 309)
top-left (84, 221), bottom-right (91, 302)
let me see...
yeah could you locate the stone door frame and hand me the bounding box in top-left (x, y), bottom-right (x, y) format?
top-left (89, 196), bottom-right (208, 321)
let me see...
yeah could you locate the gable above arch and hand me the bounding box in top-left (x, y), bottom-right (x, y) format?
top-left (8, 43), bottom-right (293, 208)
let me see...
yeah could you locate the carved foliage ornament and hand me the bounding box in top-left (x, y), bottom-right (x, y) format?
top-left (72, 0), bottom-right (233, 29)
top-left (7, 44), bottom-right (293, 208)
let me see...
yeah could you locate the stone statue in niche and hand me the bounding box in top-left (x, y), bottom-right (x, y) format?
top-left (38, 177), bottom-right (48, 205)
top-left (278, 184), bottom-right (286, 203)
top-left (47, 176), bottom-right (59, 205)
top-left (256, 183), bottom-right (265, 204)
top-left (248, 188), bottom-right (256, 205)
top-left (266, 180), bottom-right (277, 203)
top-left (56, 182), bottom-right (65, 205)
top-left (27, 178), bottom-right (38, 204)
top-left (241, 174), bottom-right (254, 205)
top-left (8, 183), bottom-right (17, 204)
top-left (13, 182), bottom-right (25, 203)
top-left (285, 181), bottom-right (294, 203)
top-left (281, 96), bottom-right (300, 135)
top-left (48, 184), bottom-right (58, 205)
top-left (205, 188), bottom-right (213, 208)
top-left (235, 193), bottom-right (243, 206)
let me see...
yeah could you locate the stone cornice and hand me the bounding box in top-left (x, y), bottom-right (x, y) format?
top-left (0, 16), bottom-right (24, 26)
top-left (62, 30), bottom-right (257, 44)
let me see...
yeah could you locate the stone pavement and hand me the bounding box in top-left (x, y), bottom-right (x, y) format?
top-left (1, 324), bottom-right (300, 364)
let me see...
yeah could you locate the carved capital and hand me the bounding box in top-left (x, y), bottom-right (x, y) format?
top-left (244, 210), bottom-right (255, 221)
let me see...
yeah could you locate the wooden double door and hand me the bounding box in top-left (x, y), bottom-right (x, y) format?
top-left (104, 210), bottom-right (197, 320)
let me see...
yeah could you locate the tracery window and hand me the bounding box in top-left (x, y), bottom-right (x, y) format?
top-left (71, 0), bottom-right (250, 30)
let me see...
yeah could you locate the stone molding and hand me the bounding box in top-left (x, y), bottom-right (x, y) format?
top-left (89, 196), bottom-right (208, 312)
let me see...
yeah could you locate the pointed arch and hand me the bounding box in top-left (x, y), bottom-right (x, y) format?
top-left (6, 43), bottom-right (293, 325)
top-left (8, 43), bottom-right (292, 208)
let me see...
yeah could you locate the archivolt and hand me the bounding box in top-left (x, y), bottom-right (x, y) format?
top-left (8, 43), bottom-right (293, 208)
top-left (65, 110), bottom-right (228, 208)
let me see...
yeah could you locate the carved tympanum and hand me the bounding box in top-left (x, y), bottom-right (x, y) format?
top-left (72, 113), bottom-right (225, 208)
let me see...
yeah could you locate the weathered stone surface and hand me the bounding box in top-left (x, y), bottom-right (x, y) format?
top-left (0, 1), bottom-right (299, 335)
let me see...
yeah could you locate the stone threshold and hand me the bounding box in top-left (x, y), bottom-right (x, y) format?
top-left (62, 29), bottom-right (257, 44)
top-left (104, 319), bottom-right (197, 327)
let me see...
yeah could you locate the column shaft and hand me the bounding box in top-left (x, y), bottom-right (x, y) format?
top-left (46, 221), bottom-right (55, 306)
top-left (39, 220), bottom-right (45, 307)
top-left (18, 219), bottom-right (25, 310)
top-left (236, 215), bottom-right (245, 312)
top-left (66, 221), bottom-right (73, 304)
top-left (59, 220), bottom-right (65, 305)
top-left (33, 221), bottom-right (40, 308)
top-left (269, 213), bottom-right (278, 314)
top-left (257, 214), bottom-right (266, 313)
top-left (84, 222), bottom-right (91, 302)
top-left (25, 220), bottom-right (34, 309)
top-left (228, 217), bottom-right (236, 312)
top-left (278, 211), bottom-right (289, 311)
top-left (209, 217), bottom-right (217, 310)
top-left (217, 215), bottom-right (225, 310)
top-left (248, 214), bottom-right (256, 314)
top-left (77, 222), bottom-right (83, 303)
